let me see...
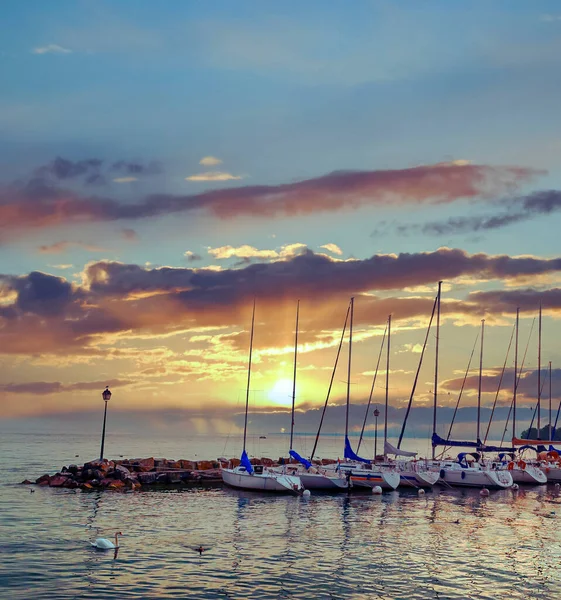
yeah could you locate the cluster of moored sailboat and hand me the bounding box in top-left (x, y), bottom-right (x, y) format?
top-left (222, 284), bottom-right (560, 495)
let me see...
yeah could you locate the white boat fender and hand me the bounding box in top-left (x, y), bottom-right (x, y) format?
top-left (418, 489), bottom-right (425, 495)
top-left (480, 488), bottom-right (490, 497)
top-left (302, 489), bottom-right (311, 498)
top-left (372, 486), bottom-right (382, 495)
top-left (511, 483), bottom-right (519, 491)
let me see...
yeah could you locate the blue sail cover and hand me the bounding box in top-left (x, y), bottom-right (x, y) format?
top-left (432, 433), bottom-right (480, 448)
top-left (549, 445), bottom-right (561, 453)
top-left (289, 450), bottom-right (312, 470)
top-left (240, 450), bottom-right (254, 474)
top-left (477, 444), bottom-right (514, 452)
top-left (344, 436), bottom-right (371, 464)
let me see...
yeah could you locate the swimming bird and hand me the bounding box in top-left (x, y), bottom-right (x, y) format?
top-left (91, 532), bottom-right (122, 550)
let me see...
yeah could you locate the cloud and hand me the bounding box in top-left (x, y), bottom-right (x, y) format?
top-left (38, 241), bottom-right (104, 254)
top-left (320, 243), bottom-right (343, 256)
top-left (0, 162), bottom-right (539, 235)
top-left (0, 378), bottom-right (132, 395)
top-left (392, 190), bottom-right (561, 237)
top-left (207, 243), bottom-right (307, 261)
top-left (1, 247), bottom-right (561, 358)
top-left (121, 228), bottom-right (139, 242)
top-left (48, 264), bottom-right (74, 270)
top-left (113, 177), bottom-right (138, 183)
top-left (185, 171), bottom-right (244, 182)
top-left (184, 250), bottom-right (202, 262)
top-left (32, 44), bottom-right (72, 55)
top-left (31, 156), bottom-right (161, 187)
top-left (199, 156), bottom-right (223, 166)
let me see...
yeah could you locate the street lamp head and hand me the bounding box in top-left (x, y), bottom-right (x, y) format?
top-left (102, 386), bottom-right (112, 402)
top-left (374, 408), bottom-right (380, 417)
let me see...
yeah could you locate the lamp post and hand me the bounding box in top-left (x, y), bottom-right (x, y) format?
top-left (373, 407), bottom-right (380, 461)
top-left (99, 386), bottom-right (112, 461)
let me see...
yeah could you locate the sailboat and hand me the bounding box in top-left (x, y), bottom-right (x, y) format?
top-left (430, 286), bottom-right (513, 489)
top-left (381, 310), bottom-right (439, 488)
top-left (221, 302), bottom-right (304, 494)
top-left (274, 301), bottom-right (349, 491)
top-left (323, 297), bottom-right (400, 490)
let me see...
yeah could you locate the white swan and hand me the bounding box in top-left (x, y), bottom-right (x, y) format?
top-left (91, 531), bottom-right (122, 550)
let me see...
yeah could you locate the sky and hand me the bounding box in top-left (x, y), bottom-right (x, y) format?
top-left (1, 1), bottom-right (561, 450)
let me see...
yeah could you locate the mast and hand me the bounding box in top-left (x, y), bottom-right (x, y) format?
top-left (357, 323), bottom-right (387, 453)
top-left (398, 294), bottom-right (437, 448)
top-left (310, 304), bottom-right (350, 460)
top-left (432, 281), bottom-right (442, 460)
top-left (384, 314), bottom-right (391, 458)
top-left (549, 361), bottom-right (553, 441)
top-left (477, 319), bottom-right (485, 443)
top-left (345, 297), bottom-right (354, 439)
top-left (513, 308), bottom-right (519, 442)
top-left (537, 304), bottom-right (542, 438)
top-left (289, 300), bottom-right (300, 450)
top-left (243, 300), bottom-right (256, 455)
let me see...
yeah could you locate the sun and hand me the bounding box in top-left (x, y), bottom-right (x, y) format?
top-left (268, 378), bottom-right (294, 406)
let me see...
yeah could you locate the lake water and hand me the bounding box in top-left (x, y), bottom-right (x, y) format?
top-left (1, 430), bottom-right (560, 599)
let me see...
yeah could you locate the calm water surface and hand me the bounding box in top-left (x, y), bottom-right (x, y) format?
top-left (1, 431), bottom-right (560, 599)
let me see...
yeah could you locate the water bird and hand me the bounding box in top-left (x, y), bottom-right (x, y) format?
top-left (30, 488), bottom-right (35, 493)
top-left (91, 531), bottom-right (122, 550)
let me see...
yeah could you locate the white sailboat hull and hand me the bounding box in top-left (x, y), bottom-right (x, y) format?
top-left (541, 465), bottom-right (561, 482)
top-left (508, 465), bottom-right (547, 485)
top-left (272, 466), bottom-right (349, 490)
top-left (221, 467), bottom-right (304, 494)
top-left (298, 471), bottom-right (349, 490)
top-left (398, 470), bottom-right (440, 488)
top-left (325, 463), bottom-right (400, 489)
top-left (438, 466), bottom-right (512, 489)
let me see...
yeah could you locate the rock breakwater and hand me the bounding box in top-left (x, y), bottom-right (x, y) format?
top-left (24, 456), bottom-right (338, 492)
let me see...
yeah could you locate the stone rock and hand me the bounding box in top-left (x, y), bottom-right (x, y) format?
top-left (180, 460), bottom-right (197, 470)
top-left (107, 480), bottom-right (125, 490)
top-left (138, 457), bottom-right (155, 469)
top-left (167, 472), bottom-right (182, 483)
top-left (156, 473), bottom-right (170, 484)
top-left (261, 458), bottom-right (274, 466)
top-left (99, 478), bottom-right (114, 487)
top-left (168, 461), bottom-right (181, 470)
top-left (138, 472), bottom-right (157, 484)
top-left (21, 479), bottom-right (33, 485)
top-left (321, 458), bottom-right (337, 465)
top-left (80, 483), bottom-right (94, 491)
top-left (115, 465), bottom-right (131, 478)
top-left (49, 475), bottom-right (69, 487)
top-left (36, 474), bottom-right (51, 484)
top-left (39, 480), bottom-right (50, 486)
top-left (63, 479), bottom-right (78, 489)
top-left (197, 460), bottom-right (213, 471)
top-left (67, 464), bottom-right (79, 475)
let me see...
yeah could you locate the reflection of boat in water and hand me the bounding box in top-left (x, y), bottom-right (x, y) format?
top-left (221, 301), bottom-right (304, 495)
